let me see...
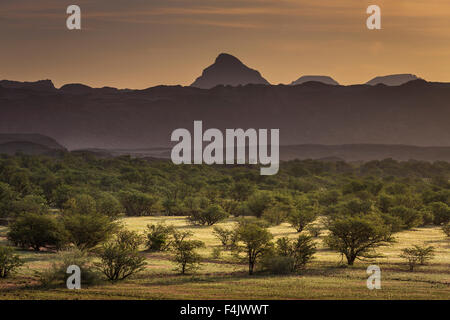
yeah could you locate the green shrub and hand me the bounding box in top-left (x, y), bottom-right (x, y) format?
top-left (260, 255), bottom-right (294, 275)
top-left (12, 195), bottom-right (49, 216)
top-left (95, 232), bottom-right (147, 282)
top-left (7, 213), bottom-right (68, 251)
top-left (212, 226), bottom-right (238, 250)
top-left (63, 194), bottom-right (97, 215)
top-left (389, 206), bottom-right (423, 229)
top-left (210, 247), bottom-right (222, 259)
top-left (118, 190), bottom-right (159, 216)
top-left (0, 182), bottom-right (18, 219)
top-left (443, 223), bottom-right (450, 237)
top-left (306, 224), bottom-right (322, 237)
top-left (116, 229), bottom-right (144, 250)
top-left (145, 223), bottom-right (175, 251)
top-left (188, 205), bottom-right (228, 226)
top-left (275, 235), bottom-right (316, 272)
top-left (235, 220), bottom-right (273, 275)
top-left (96, 192), bottom-right (123, 218)
top-left (400, 245), bottom-right (435, 271)
top-left (0, 246), bottom-right (23, 278)
top-left (246, 191), bottom-right (274, 218)
top-left (428, 202), bottom-right (450, 225)
top-left (171, 231), bottom-right (204, 274)
top-left (37, 249), bottom-right (101, 287)
top-left (62, 213), bottom-right (120, 251)
top-left (262, 203), bottom-right (293, 226)
top-left (288, 198), bottom-right (318, 232)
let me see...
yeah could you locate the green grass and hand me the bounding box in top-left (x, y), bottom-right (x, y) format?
top-left (0, 216), bottom-right (449, 300)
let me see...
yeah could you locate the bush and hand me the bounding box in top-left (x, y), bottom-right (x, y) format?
top-left (63, 194), bottom-right (97, 215)
top-left (288, 198), bottom-right (318, 232)
top-left (400, 245), bottom-right (435, 271)
top-left (115, 229), bottom-right (144, 250)
top-left (235, 220), bottom-right (273, 275)
top-left (0, 246), bottom-right (23, 278)
top-left (306, 224), bottom-right (322, 237)
top-left (275, 235), bottom-right (316, 272)
top-left (12, 195), bottom-right (49, 216)
top-left (443, 223), bottom-right (450, 237)
top-left (212, 226), bottom-right (237, 250)
top-left (119, 190), bottom-right (159, 216)
top-left (7, 213), bottom-right (68, 251)
top-left (210, 247), bottom-right (222, 259)
top-left (37, 249), bottom-right (101, 287)
top-left (389, 206), bottom-right (423, 229)
top-left (171, 231), bottom-right (204, 274)
top-left (145, 223), bottom-right (175, 251)
top-left (188, 205), bottom-right (228, 226)
top-left (96, 192), bottom-right (123, 218)
top-left (428, 202), bottom-right (450, 225)
top-left (0, 182), bottom-right (18, 218)
top-left (62, 213), bottom-right (120, 251)
top-left (246, 191), bottom-right (274, 218)
top-left (262, 203), bottom-right (292, 226)
top-left (95, 232), bottom-right (147, 282)
top-left (260, 255), bottom-right (294, 275)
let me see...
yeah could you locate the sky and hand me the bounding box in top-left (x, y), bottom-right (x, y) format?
top-left (1, 0), bottom-right (450, 89)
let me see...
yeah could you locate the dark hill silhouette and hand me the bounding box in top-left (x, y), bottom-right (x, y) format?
top-left (366, 74), bottom-right (420, 86)
top-left (0, 141), bottom-right (56, 156)
top-left (0, 134), bottom-right (66, 155)
top-left (73, 144), bottom-right (450, 162)
top-left (1, 79), bottom-right (450, 150)
top-left (60, 83), bottom-right (93, 94)
top-left (0, 133), bottom-right (66, 150)
top-left (191, 53), bottom-right (270, 88)
top-left (291, 76), bottom-right (339, 86)
top-left (0, 80), bottom-right (56, 91)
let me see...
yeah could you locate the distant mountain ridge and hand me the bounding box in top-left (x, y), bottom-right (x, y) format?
top-left (191, 53), bottom-right (270, 89)
top-left (0, 133), bottom-right (66, 155)
top-left (0, 80), bottom-right (56, 91)
top-left (0, 134), bottom-right (66, 150)
top-left (366, 74), bottom-right (420, 86)
top-left (2, 79), bottom-right (450, 150)
top-left (291, 76), bottom-right (339, 86)
top-left (73, 144), bottom-right (450, 162)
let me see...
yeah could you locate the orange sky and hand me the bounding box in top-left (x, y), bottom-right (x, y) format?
top-left (1, 0), bottom-right (450, 88)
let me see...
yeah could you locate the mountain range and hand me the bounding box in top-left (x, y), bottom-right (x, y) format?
top-left (1, 78), bottom-right (450, 150)
top-left (0, 53), bottom-right (448, 155)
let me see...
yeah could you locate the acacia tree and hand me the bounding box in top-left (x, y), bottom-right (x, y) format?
top-left (95, 230), bottom-right (146, 282)
top-left (325, 214), bottom-right (393, 265)
top-left (276, 235), bottom-right (316, 272)
top-left (170, 231), bottom-right (204, 274)
top-left (235, 220), bottom-right (273, 275)
top-left (7, 213), bottom-right (68, 251)
top-left (62, 213), bottom-right (119, 251)
top-left (0, 246), bottom-right (23, 278)
top-left (288, 198), bottom-right (318, 232)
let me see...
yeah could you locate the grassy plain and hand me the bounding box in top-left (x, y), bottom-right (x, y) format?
top-left (0, 216), bottom-right (449, 300)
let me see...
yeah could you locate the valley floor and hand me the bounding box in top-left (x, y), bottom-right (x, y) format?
top-left (0, 216), bottom-right (449, 300)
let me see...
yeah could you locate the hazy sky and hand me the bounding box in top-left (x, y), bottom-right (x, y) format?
top-left (1, 0), bottom-right (450, 89)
